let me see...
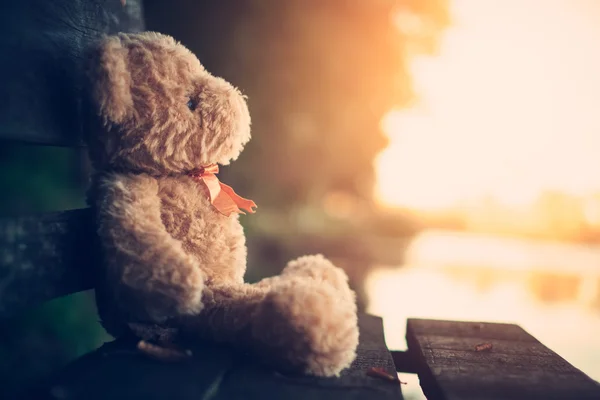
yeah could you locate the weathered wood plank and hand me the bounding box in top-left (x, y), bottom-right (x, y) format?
top-left (0, 208), bottom-right (98, 318)
top-left (406, 318), bottom-right (600, 400)
top-left (0, 0), bottom-right (144, 146)
top-left (26, 314), bottom-right (403, 400)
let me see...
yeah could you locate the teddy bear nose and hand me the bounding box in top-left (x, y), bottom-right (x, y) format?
top-left (211, 84), bottom-right (250, 140)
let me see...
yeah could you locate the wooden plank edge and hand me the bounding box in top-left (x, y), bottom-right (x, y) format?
top-left (405, 324), bottom-right (447, 400)
top-left (0, 208), bottom-right (99, 318)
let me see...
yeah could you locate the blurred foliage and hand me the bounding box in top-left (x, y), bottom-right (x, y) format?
top-left (0, 144), bottom-right (88, 215)
top-left (145, 0), bottom-right (449, 211)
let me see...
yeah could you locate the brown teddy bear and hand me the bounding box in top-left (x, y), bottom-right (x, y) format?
top-left (84, 32), bottom-right (359, 377)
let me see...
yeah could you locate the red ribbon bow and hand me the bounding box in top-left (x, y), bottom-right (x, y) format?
top-left (189, 164), bottom-right (257, 217)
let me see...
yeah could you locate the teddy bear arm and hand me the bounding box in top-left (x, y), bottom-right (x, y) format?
top-left (97, 173), bottom-right (206, 322)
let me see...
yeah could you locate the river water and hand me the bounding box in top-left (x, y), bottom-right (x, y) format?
top-left (365, 229), bottom-right (600, 399)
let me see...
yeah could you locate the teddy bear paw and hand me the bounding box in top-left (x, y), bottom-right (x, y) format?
top-left (252, 278), bottom-right (359, 377)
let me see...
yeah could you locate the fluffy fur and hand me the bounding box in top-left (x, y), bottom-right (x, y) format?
top-left (86, 32), bottom-right (359, 376)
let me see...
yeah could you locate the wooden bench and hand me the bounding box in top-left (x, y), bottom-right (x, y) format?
top-left (0, 1), bottom-right (400, 399)
top-left (398, 319), bottom-right (600, 400)
top-left (1, 1), bottom-right (599, 399)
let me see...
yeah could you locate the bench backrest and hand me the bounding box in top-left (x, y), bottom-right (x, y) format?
top-left (0, 0), bottom-right (144, 319)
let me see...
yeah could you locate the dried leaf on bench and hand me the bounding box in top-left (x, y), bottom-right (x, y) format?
top-left (366, 367), bottom-right (407, 384)
top-left (475, 342), bottom-right (493, 352)
top-left (137, 340), bottom-right (193, 362)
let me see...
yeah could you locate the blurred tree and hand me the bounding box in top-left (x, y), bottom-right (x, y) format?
top-left (144, 0), bottom-right (449, 210)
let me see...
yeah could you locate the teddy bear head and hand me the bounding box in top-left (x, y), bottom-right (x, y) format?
top-left (85, 32), bottom-right (251, 174)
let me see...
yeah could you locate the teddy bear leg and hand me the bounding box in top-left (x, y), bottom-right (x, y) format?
top-left (250, 277), bottom-right (359, 376)
top-left (181, 278), bottom-right (359, 377)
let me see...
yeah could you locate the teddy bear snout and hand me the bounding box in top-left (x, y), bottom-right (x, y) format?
top-left (196, 81), bottom-right (251, 165)
top-left (225, 86), bottom-right (251, 144)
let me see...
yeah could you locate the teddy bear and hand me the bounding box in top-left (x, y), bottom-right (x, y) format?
top-left (83, 31), bottom-right (359, 377)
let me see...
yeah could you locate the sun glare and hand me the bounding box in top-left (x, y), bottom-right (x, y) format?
top-left (375, 0), bottom-right (600, 212)
top-left (370, 4), bottom-right (600, 395)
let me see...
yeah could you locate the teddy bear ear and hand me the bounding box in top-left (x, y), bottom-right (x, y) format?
top-left (87, 35), bottom-right (133, 125)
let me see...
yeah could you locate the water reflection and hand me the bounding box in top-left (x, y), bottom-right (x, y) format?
top-left (366, 229), bottom-right (600, 400)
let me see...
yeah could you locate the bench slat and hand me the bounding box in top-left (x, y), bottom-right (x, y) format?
top-left (406, 318), bottom-right (600, 400)
top-left (0, 208), bottom-right (97, 318)
top-left (0, 0), bottom-right (144, 146)
top-left (29, 314), bottom-right (403, 400)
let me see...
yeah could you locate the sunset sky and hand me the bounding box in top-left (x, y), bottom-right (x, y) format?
top-left (376, 0), bottom-right (600, 210)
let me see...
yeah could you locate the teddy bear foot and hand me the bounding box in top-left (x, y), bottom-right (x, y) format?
top-left (251, 278), bottom-right (359, 377)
